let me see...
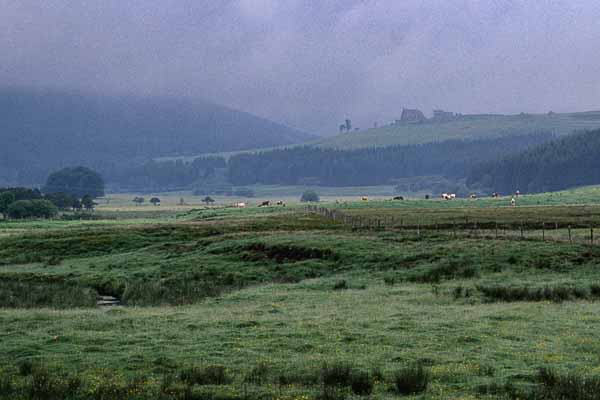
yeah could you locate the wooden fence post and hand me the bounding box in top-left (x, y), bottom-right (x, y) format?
top-left (542, 222), bottom-right (545, 241)
top-left (520, 223), bottom-right (524, 240)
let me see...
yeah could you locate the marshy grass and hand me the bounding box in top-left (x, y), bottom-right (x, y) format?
top-left (179, 365), bottom-right (231, 386)
top-left (477, 284), bottom-right (600, 303)
top-left (0, 280), bottom-right (97, 308)
top-left (533, 368), bottom-right (600, 400)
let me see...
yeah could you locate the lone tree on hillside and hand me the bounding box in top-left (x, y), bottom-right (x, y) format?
top-left (339, 119), bottom-right (352, 134)
top-left (150, 197), bottom-right (161, 206)
top-left (202, 196), bottom-right (215, 205)
top-left (43, 167), bottom-right (105, 198)
top-left (300, 190), bottom-right (320, 202)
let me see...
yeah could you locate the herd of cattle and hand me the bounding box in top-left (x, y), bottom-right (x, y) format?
top-left (228, 191), bottom-right (521, 208)
top-left (232, 200), bottom-right (286, 208)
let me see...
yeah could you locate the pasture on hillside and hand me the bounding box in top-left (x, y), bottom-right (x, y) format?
top-left (3, 189), bottom-right (600, 398)
top-left (317, 112), bottom-right (600, 149)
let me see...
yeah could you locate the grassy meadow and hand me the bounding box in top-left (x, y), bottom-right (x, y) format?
top-left (317, 111), bottom-right (600, 149)
top-left (3, 188), bottom-right (600, 398)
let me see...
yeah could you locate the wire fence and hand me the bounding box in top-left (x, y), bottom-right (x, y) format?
top-left (306, 205), bottom-right (599, 246)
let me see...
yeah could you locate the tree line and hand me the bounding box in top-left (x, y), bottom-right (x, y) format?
top-left (109, 156), bottom-right (226, 191)
top-left (226, 133), bottom-right (553, 186)
top-left (467, 129), bottom-right (600, 193)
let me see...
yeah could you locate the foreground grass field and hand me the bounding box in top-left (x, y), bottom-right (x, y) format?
top-left (3, 192), bottom-right (600, 399)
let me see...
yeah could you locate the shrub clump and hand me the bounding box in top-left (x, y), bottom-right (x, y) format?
top-left (408, 260), bottom-right (478, 283)
top-left (319, 363), bottom-right (374, 397)
top-left (277, 369), bottom-right (319, 386)
top-left (333, 280), bottom-right (348, 290)
top-left (392, 364), bottom-right (430, 395)
top-left (383, 275), bottom-right (396, 286)
top-left (349, 370), bottom-right (373, 395)
top-left (242, 242), bottom-right (336, 263)
top-left (300, 190), bottom-right (320, 203)
top-left (244, 362), bottom-right (270, 385)
top-left (535, 368), bottom-right (600, 399)
top-left (321, 362), bottom-right (352, 387)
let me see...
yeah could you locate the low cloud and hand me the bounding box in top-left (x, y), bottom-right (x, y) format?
top-left (1, 0), bottom-right (599, 134)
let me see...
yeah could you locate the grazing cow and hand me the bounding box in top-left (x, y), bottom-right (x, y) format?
top-left (515, 190), bottom-right (521, 197)
top-left (470, 194), bottom-right (477, 199)
top-left (442, 193), bottom-right (456, 200)
top-left (393, 196), bottom-right (404, 201)
top-left (510, 197), bottom-right (516, 207)
top-left (234, 202), bottom-right (246, 208)
top-left (492, 192), bottom-right (499, 198)
top-left (259, 200), bottom-right (271, 207)
top-left (276, 200), bottom-right (286, 207)
top-left (361, 197), bottom-right (369, 202)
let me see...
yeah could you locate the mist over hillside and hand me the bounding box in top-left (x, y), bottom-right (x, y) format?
top-left (0, 88), bottom-right (315, 185)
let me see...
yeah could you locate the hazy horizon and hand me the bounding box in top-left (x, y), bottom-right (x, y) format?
top-left (2, 1), bottom-right (600, 135)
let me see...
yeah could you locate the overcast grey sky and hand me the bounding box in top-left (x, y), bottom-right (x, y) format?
top-left (1, 0), bottom-right (599, 134)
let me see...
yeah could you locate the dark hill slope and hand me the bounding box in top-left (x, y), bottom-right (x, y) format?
top-left (0, 88), bottom-right (314, 185)
top-left (467, 129), bottom-right (600, 193)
